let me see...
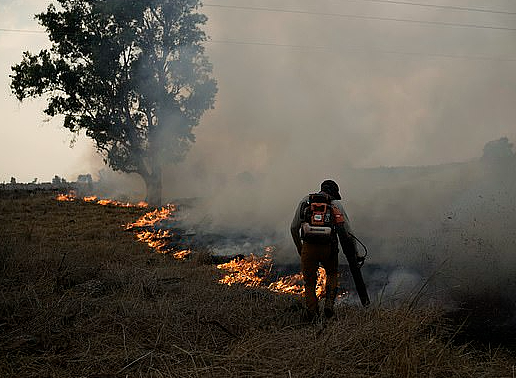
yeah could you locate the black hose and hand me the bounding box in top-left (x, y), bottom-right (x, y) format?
top-left (349, 233), bottom-right (368, 257)
top-left (349, 233), bottom-right (368, 267)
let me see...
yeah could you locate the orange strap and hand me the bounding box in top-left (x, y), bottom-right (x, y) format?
top-left (331, 205), bottom-right (345, 224)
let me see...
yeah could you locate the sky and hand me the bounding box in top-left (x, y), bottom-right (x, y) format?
top-left (1, 0), bottom-right (516, 186)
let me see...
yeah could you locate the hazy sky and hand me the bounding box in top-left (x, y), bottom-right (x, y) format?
top-left (1, 0), bottom-right (516, 185)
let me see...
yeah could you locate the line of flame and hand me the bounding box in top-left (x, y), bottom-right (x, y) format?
top-left (126, 206), bottom-right (193, 260)
top-left (56, 194), bottom-right (337, 295)
top-left (56, 191), bottom-right (148, 208)
top-left (216, 253), bottom-right (328, 298)
top-left (125, 206), bottom-right (176, 230)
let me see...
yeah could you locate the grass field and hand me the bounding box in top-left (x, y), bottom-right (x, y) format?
top-left (0, 191), bottom-right (514, 377)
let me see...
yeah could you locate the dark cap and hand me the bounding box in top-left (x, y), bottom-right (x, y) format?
top-left (320, 179), bottom-right (341, 200)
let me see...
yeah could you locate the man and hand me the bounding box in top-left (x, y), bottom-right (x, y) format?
top-left (291, 179), bottom-right (370, 320)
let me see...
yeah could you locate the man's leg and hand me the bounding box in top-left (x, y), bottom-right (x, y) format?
top-left (322, 249), bottom-right (339, 318)
top-left (301, 243), bottom-right (320, 320)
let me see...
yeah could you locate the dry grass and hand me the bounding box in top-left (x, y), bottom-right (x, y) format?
top-left (0, 191), bottom-right (513, 377)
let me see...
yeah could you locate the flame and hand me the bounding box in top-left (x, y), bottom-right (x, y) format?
top-left (125, 206), bottom-right (176, 230)
top-left (173, 249), bottom-right (191, 260)
top-left (133, 226), bottom-right (189, 259)
top-left (217, 254), bottom-right (273, 287)
top-left (215, 246), bottom-right (327, 298)
top-left (95, 198), bottom-right (147, 207)
top-left (268, 273), bottom-right (305, 295)
top-left (124, 205), bottom-right (192, 260)
top-left (216, 252), bottom-right (328, 298)
top-left (56, 191), bottom-right (148, 208)
top-left (315, 267), bottom-right (327, 298)
top-left (97, 199), bottom-right (132, 207)
top-left (264, 245), bottom-right (276, 253)
top-left (57, 192), bottom-right (340, 296)
top-left (56, 191), bottom-right (76, 201)
top-left (57, 192), bottom-right (187, 260)
top-left (56, 191), bottom-right (187, 258)
top-left (135, 229), bottom-right (172, 253)
top-left (267, 267), bottom-right (326, 298)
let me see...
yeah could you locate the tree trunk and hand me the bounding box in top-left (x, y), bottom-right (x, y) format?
top-left (144, 114), bottom-right (163, 207)
top-left (142, 165), bottom-right (162, 207)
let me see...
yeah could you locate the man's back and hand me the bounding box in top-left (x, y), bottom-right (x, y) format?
top-left (290, 180), bottom-right (370, 315)
top-left (290, 194), bottom-right (353, 255)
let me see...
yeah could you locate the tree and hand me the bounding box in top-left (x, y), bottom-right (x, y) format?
top-left (11, 0), bottom-right (217, 205)
top-left (482, 137), bottom-right (515, 161)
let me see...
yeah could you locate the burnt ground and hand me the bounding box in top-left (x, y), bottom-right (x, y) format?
top-left (157, 217), bottom-right (516, 353)
top-left (1, 190), bottom-right (515, 377)
top-left (444, 292), bottom-right (516, 351)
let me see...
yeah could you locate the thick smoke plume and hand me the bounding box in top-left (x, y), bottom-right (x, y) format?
top-left (89, 1), bottom-right (516, 317)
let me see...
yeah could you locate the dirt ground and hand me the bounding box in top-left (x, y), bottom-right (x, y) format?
top-left (0, 191), bottom-right (514, 377)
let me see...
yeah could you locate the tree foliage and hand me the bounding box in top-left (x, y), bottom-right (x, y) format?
top-left (11, 0), bottom-right (217, 204)
top-left (482, 137), bottom-right (515, 160)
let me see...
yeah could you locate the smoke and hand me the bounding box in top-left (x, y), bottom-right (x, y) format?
top-left (159, 2), bottom-right (516, 303)
top-left (80, 1), bottom-right (516, 314)
top-left (160, 0), bottom-right (516, 219)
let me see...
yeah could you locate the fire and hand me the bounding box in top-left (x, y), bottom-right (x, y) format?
top-left (135, 230), bottom-right (171, 253)
top-left (267, 267), bottom-right (326, 298)
top-left (56, 191), bottom-right (148, 208)
top-left (56, 192), bottom-right (341, 296)
top-left (264, 245), bottom-right (276, 253)
top-left (268, 273), bottom-right (305, 295)
top-left (217, 254), bottom-right (273, 287)
top-left (56, 191), bottom-right (76, 201)
top-left (98, 199), bottom-right (117, 206)
top-left (173, 249), bottom-right (191, 260)
top-left (56, 191), bottom-right (187, 258)
top-left (125, 206), bottom-right (176, 230)
top-left (124, 205), bottom-right (192, 259)
top-left (315, 268), bottom-right (327, 298)
top-left (96, 198), bottom-right (148, 207)
top-left (216, 251), bottom-right (328, 299)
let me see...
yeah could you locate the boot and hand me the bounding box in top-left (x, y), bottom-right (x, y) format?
top-left (304, 307), bottom-right (319, 323)
top-left (324, 287), bottom-right (338, 318)
top-left (323, 307), bottom-right (334, 318)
